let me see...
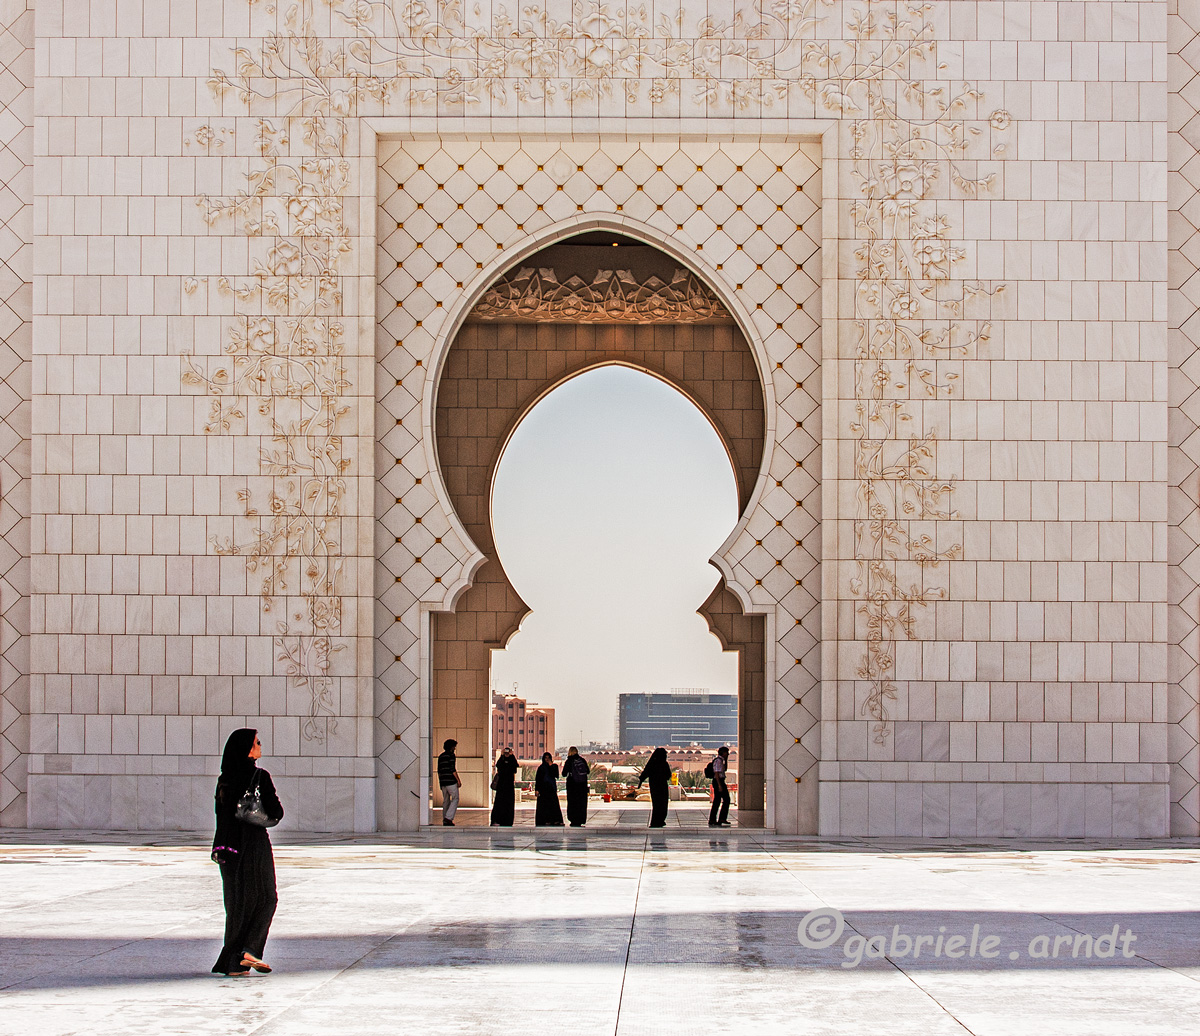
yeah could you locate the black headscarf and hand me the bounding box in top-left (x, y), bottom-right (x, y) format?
top-left (640, 747), bottom-right (671, 784)
top-left (217, 728), bottom-right (258, 800)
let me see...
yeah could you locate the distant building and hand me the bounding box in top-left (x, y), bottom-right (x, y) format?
top-left (492, 694), bottom-right (556, 761)
top-left (557, 741), bottom-right (617, 756)
top-left (588, 746), bottom-right (738, 774)
top-left (618, 692), bottom-right (737, 750)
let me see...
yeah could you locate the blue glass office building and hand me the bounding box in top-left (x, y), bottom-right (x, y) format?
top-left (618, 693), bottom-right (737, 749)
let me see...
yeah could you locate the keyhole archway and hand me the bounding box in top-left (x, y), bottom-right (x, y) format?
top-left (430, 230), bottom-right (768, 822)
top-left (489, 364), bottom-right (740, 759)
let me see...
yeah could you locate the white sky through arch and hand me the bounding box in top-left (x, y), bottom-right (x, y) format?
top-left (489, 365), bottom-right (740, 749)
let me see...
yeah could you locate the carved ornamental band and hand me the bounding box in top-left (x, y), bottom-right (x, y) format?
top-left (471, 267), bottom-right (732, 324)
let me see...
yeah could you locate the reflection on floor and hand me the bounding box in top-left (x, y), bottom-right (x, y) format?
top-left (435, 802), bottom-right (739, 828)
top-left (3, 832), bottom-right (1199, 1036)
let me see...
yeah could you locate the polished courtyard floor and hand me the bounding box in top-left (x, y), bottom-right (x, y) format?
top-left (2, 831), bottom-right (1199, 1035)
top-left (434, 800), bottom-right (730, 826)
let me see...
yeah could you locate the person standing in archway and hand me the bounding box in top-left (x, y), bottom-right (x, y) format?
top-left (490, 746), bottom-right (519, 826)
top-left (637, 747), bottom-right (672, 828)
top-left (708, 745), bottom-right (732, 828)
top-left (534, 752), bottom-right (564, 826)
top-left (563, 746), bottom-right (590, 827)
top-left (437, 739), bottom-right (461, 826)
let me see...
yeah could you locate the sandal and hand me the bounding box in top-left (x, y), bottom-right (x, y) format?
top-left (241, 955), bottom-right (272, 974)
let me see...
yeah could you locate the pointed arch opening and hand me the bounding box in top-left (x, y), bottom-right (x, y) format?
top-left (490, 363), bottom-right (737, 752)
top-left (429, 230), bottom-right (768, 826)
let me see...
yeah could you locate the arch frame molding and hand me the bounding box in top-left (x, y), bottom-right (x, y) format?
top-left (489, 357), bottom-right (763, 513)
top-left (369, 126), bottom-right (836, 833)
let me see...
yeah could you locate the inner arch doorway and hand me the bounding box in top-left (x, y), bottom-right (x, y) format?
top-left (490, 366), bottom-right (739, 783)
top-left (431, 231), bottom-right (768, 824)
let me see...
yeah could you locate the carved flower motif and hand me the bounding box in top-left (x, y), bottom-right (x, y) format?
top-left (443, 67), bottom-right (463, 88)
top-left (401, 0), bottom-right (430, 28)
top-left (881, 160), bottom-right (935, 200)
top-left (328, 89), bottom-right (353, 117)
top-left (890, 292), bottom-right (918, 319)
top-left (990, 109), bottom-right (1011, 131)
top-left (568, 38), bottom-right (615, 76)
top-left (772, 0), bottom-right (813, 18)
top-left (270, 241), bottom-right (303, 276)
top-left (344, 0), bottom-right (373, 26)
top-left (912, 237), bottom-right (949, 278)
top-left (245, 318), bottom-right (276, 352)
top-left (287, 184), bottom-right (325, 234)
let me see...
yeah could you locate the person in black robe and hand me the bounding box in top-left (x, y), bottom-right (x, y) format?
top-left (562, 746), bottom-right (590, 827)
top-left (534, 752), bottom-right (564, 826)
top-left (490, 746), bottom-right (519, 826)
top-left (637, 747), bottom-right (672, 828)
top-left (211, 728), bottom-right (285, 976)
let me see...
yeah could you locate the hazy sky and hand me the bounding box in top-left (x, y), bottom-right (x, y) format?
top-left (489, 365), bottom-right (740, 747)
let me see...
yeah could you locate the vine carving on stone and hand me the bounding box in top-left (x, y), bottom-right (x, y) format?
top-left (835, 12), bottom-right (1007, 743)
top-left (182, 90), bottom-right (352, 744)
top-left (184, 0), bottom-right (1007, 749)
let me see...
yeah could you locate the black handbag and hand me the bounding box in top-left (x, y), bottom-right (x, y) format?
top-left (235, 771), bottom-right (278, 828)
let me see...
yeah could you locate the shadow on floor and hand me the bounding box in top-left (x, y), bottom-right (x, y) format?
top-left (2, 908), bottom-right (1196, 992)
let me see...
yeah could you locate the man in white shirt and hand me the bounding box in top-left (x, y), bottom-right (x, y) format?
top-left (437, 739), bottom-right (461, 826)
top-left (708, 745), bottom-right (731, 827)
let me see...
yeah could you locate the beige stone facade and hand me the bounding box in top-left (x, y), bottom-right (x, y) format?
top-left (1, 0), bottom-right (1195, 836)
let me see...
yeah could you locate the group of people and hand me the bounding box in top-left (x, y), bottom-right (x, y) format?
top-left (633, 744), bottom-right (732, 828)
top-left (207, 730), bottom-right (733, 977)
top-left (438, 740), bottom-right (733, 830)
top-left (526, 746), bottom-right (593, 827)
top-left (436, 740), bottom-right (593, 827)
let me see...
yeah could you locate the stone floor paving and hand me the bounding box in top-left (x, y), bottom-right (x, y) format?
top-left (1, 831), bottom-right (1199, 1035)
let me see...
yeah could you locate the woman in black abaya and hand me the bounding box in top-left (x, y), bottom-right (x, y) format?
top-left (490, 746), bottom-right (519, 826)
top-left (211, 728), bottom-right (285, 976)
top-left (637, 747), bottom-right (672, 828)
top-left (534, 752), bottom-right (564, 826)
top-left (562, 746), bottom-right (590, 827)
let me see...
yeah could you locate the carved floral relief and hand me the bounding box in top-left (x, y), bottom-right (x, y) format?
top-left (472, 267), bottom-right (731, 323)
top-left (183, 0), bottom-right (1005, 755)
top-left (182, 109), bottom-right (353, 743)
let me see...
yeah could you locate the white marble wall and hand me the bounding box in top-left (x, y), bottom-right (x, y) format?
top-left (1167, 0), bottom-right (1200, 835)
top-left (0, 0), bottom-right (31, 829)
top-left (822, 0), bottom-right (1171, 838)
top-left (25, 0), bottom-right (377, 831)
top-left (2, 0), bottom-right (1190, 835)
